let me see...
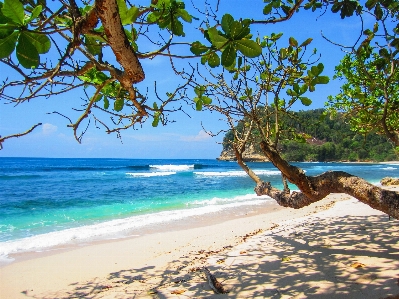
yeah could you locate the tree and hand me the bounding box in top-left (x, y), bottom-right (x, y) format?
top-left (0, 0), bottom-right (398, 219)
top-left (190, 3), bottom-right (399, 219)
top-left (326, 0), bottom-right (399, 146)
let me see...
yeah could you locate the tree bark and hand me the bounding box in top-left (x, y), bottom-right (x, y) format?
top-left (96, 0), bottom-right (145, 85)
top-left (96, 0), bottom-right (147, 118)
top-left (242, 140), bottom-right (399, 220)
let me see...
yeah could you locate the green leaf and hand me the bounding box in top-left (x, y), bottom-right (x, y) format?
top-left (282, 5), bottom-right (291, 15)
top-left (0, 30), bottom-right (18, 58)
top-left (373, 22), bottom-right (378, 33)
top-left (114, 98), bottom-right (124, 112)
top-left (237, 56), bottom-right (242, 68)
top-left (270, 32), bottom-right (283, 41)
top-left (24, 32), bottom-right (50, 54)
top-left (311, 63), bottom-right (324, 76)
top-left (194, 85), bottom-right (206, 97)
top-left (196, 99), bottom-right (203, 111)
top-left (234, 40), bottom-right (261, 58)
top-left (208, 27), bottom-right (228, 49)
top-left (207, 52), bottom-right (220, 67)
top-left (229, 21), bottom-right (250, 40)
top-left (263, 3), bottom-right (273, 14)
top-left (171, 18), bottom-right (184, 36)
top-left (25, 4), bottom-right (42, 24)
top-left (331, 2), bottom-right (342, 13)
top-left (103, 97), bottom-right (109, 109)
top-left (300, 84), bottom-right (308, 94)
top-left (2, 0), bottom-right (24, 25)
top-left (16, 33), bottom-right (39, 68)
top-left (221, 13), bottom-right (234, 36)
top-left (178, 9), bottom-right (192, 23)
top-left (200, 54), bottom-right (208, 65)
top-left (117, 0), bottom-right (130, 25)
top-left (289, 37), bottom-right (298, 47)
top-left (0, 2), bottom-right (11, 24)
top-left (85, 35), bottom-right (101, 55)
top-left (365, 0), bottom-right (377, 9)
top-left (202, 96), bottom-right (212, 105)
top-left (299, 38), bottom-right (313, 47)
top-left (221, 43), bottom-right (236, 67)
top-left (293, 83), bottom-right (300, 93)
top-left (152, 114), bottom-right (160, 127)
top-left (190, 41), bottom-right (208, 55)
top-left (374, 4), bottom-right (383, 20)
top-left (0, 26), bottom-right (15, 39)
top-left (128, 6), bottom-right (140, 23)
top-left (316, 76), bottom-right (329, 84)
top-left (379, 48), bottom-right (389, 58)
top-left (279, 48), bottom-right (287, 59)
top-left (300, 97), bottom-right (312, 106)
top-left (94, 94), bottom-right (102, 102)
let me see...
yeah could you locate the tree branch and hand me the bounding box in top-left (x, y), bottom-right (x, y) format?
top-left (0, 123), bottom-right (42, 150)
top-left (96, 0), bottom-right (145, 85)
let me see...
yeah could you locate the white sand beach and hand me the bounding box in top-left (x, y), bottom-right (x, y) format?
top-left (1, 186), bottom-right (399, 299)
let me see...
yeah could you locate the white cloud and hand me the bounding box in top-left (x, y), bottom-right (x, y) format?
top-left (180, 130), bottom-right (211, 142)
top-left (42, 123), bottom-right (58, 135)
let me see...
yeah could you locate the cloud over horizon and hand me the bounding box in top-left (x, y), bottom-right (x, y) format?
top-left (42, 123), bottom-right (58, 135)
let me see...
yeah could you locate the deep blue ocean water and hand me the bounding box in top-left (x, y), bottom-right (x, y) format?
top-left (0, 157), bottom-right (398, 262)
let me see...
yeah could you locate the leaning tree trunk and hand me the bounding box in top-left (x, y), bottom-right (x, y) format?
top-left (235, 140), bottom-right (399, 220)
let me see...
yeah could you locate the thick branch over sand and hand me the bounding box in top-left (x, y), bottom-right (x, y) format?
top-left (236, 140), bottom-right (399, 220)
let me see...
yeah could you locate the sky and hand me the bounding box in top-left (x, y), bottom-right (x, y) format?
top-left (0, 0), bottom-right (370, 159)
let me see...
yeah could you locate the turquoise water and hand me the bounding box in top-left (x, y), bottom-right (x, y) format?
top-left (0, 157), bottom-right (398, 261)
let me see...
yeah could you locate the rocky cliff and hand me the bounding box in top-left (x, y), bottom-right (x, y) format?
top-left (217, 145), bottom-right (268, 162)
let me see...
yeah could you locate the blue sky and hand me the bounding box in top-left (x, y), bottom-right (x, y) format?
top-left (0, 1), bottom-right (368, 158)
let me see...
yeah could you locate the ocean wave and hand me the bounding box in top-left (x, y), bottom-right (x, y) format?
top-left (0, 196), bottom-right (272, 259)
top-left (381, 167), bottom-right (397, 170)
top-left (0, 174), bottom-right (41, 180)
top-left (149, 164), bottom-right (194, 171)
top-left (126, 165), bottom-right (150, 170)
top-left (194, 170), bottom-right (281, 177)
top-left (126, 172), bottom-right (176, 177)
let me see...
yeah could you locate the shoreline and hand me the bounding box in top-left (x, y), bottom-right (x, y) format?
top-left (1, 187), bottom-right (399, 298)
top-left (0, 195), bottom-right (281, 265)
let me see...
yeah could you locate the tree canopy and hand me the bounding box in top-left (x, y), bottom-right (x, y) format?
top-left (0, 0), bottom-right (398, 218)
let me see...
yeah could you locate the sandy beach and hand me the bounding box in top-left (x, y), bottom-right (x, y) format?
top-left (1, 187), bottom-right (399, 299)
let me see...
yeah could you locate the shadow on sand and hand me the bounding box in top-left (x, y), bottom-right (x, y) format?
top-left (23, 213), bottom-right (399, 299)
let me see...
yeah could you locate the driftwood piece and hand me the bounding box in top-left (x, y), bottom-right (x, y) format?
top-left (202, 267), bottom-right (229, 294)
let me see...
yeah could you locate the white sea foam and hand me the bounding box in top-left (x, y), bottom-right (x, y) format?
top-left (126, 172), bottom-right (176, 177)
top-left (189, 193), bottom-right (272, 206)
top-left (0, 194), bottom-right (272, 260)
top-left (149, 164), bottom-right (194, 171)
top-left (381, 167), bottom-right (397, 170)
top-left (194, 170), bottom-right (281, 177)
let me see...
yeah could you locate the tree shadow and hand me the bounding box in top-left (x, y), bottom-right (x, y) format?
top-left (21, 213), bottom-right (399, 299)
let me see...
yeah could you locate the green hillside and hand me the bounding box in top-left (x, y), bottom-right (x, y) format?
top-left (221, 109), bottom-right (398, 162)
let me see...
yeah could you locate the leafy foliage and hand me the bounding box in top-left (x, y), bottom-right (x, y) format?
top-left (221, 109), bottom-right (398, 162)
top-left (0, 0), bottom-right (398, 152)
top-left (191, 14), bottom-right (262, 68)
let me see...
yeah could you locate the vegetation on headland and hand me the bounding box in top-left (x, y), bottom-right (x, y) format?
top-left (0, 0), bottom-right (398, 220)
top-left (220, 109), bottom-right (398, 162)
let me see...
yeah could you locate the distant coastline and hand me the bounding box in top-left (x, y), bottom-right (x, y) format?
top-left (217, 149), bottom-right (399, 164)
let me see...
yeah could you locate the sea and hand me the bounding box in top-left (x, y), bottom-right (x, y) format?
top-left (1, 157), bottom-right (398, 264)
